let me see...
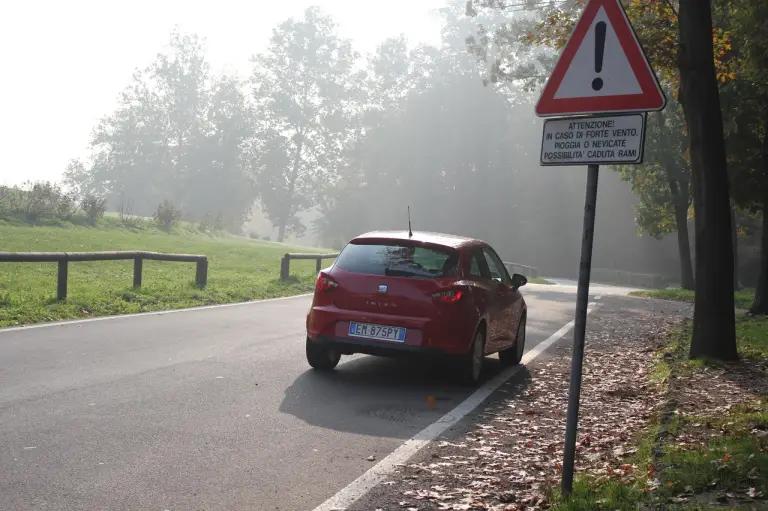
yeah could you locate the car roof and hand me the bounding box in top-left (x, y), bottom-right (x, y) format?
top-left (350, 230), bottom-right (485, 250)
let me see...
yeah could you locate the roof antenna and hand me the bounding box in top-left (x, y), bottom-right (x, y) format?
top-left (408, 206), bottom-right (413, 238)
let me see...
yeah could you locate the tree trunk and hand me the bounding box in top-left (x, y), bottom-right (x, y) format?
top-left (732, 206), bottom-right (741, 291)
top-left (750, 113), bottom-right (768, 314)
top-left (751, 209), bottom-right (768, 314)
top-left (669, 178), bottom-right (695, 290)
top-left (277, 135), bottom-right (304, 243)
top-left (678, 0), bottom-right (737, 360)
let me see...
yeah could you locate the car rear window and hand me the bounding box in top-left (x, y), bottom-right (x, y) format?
top-left (335, 242), bottom-right (459, 278)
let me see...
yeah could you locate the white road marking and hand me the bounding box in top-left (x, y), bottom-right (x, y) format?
top-left (313, 304), bottom-right (602, 511)
top-left (0, 293), bottom-right (312, 334)
top-left (595, 295), bottom-right (602, 300)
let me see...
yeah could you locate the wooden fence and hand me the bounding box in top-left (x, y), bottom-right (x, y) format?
top-left (0, 251), bottom-right (208, 301)
top-left (280, 253), bottom-right (339, 280)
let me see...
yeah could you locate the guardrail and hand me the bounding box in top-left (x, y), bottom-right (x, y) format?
top-left (504, 262), bottom-right (540, 279)
top-left (280, 253), bottom-right (339, 280)
top-left (0, 251), bottom-right (208, 301)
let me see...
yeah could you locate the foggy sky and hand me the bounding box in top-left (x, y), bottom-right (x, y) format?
top-left (0, 0), bottom-right (443, 186)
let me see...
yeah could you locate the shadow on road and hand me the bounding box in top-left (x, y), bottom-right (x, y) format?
top-left (279, 355), bottom-right (533, 439)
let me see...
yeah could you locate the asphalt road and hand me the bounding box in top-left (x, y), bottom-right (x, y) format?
top-left (0, 283), bottom-right (620, 510)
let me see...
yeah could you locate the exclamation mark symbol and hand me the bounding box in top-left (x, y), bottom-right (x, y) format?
top-left (592, 21), bottom-right (606, 91)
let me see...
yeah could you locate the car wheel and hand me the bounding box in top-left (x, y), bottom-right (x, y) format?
top-left (306, 338), bottom-right (341, 371)
top-left (500, 315), bottom-right (526, 367)
top-left (461, 330), bottom-right (486, 385)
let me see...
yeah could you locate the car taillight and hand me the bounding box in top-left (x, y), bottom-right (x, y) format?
top-left (432, 289), bottom-right (463, 304)
top-left (316, 274), bottom-right (339, 292)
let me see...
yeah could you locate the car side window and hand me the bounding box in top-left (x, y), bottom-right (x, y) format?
top-left (469, 249), bottom-right (490, 279)
top-left (481, 247), bottom-right (512, 285)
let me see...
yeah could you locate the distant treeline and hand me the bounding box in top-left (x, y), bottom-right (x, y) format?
top-left (46, 1), bottom-right (758, 282)
top-left (0, 182), bottom-right (233, 236)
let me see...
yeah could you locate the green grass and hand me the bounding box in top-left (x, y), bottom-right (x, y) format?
top-left (570, 402), bottom-right (768, 511)
top-left (0, 224), bottom-right (334, 327)
top-left (550, 316), bottom-right (768, 510)
top-left (735, 315), bottom-right (768, 360)
top-left (547, 426), bottom-right (659, 510)
top-left (664, 407), bottom-right (768, 487)
top-left (630, 288), bottom-right (756, 310)
top-left (528, 277), bottom-right (554, 285)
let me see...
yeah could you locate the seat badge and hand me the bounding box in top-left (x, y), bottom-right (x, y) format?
top-left (377, 285), bottom-right (388, 294)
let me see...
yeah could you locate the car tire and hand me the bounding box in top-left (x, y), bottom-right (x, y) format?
top-left (461, 330), bottom-right (486, 385)
top-left (306, 338), bottom-right (341, 371)
top-left (500, 315), bottom-right (526, 367)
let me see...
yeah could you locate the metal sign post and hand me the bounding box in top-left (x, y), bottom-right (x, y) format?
top-left (533, 0), bottom-right (666, 497)
top-left (561, 164), bottom-right (599, 493)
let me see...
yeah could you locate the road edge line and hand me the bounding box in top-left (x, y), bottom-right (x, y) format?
top-left (313, 303), bottom-right (603, 511)
top-left (0, 293), bottom-right (313, 334)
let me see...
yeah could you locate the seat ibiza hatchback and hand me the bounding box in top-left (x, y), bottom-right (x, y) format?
top-left (305, 231), bottom-right (528, 383)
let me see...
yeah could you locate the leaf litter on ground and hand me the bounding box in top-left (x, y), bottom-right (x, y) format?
top-left (351, 300), bottom-right (701, 511)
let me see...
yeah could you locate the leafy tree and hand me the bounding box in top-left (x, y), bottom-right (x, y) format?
top-left (718, 0), bottom-right (768, 313)
top-left (186, 74), bottom-right (256, 231)
top-left (65, 70), bottom-right (163, 210)
top-left (614, 99), bottom-right (694, 289)
top-left (321, 30), bottom-right (554, 253)
top-left (467, 0), bottom-right (738, 358)
top-left (64, 29), bottom-right (257, 232)
top-left (459, 0), bottom-right (557, 90)
top-left (250, 7), bottom-right (361, 242)
top-left (81, 195), bottom-right (107, 226)
top-left (153, 199), bottom-right (183, 231)
top-left (363, 36), bottom-right (440, 111)
top-left (151, 30), bottom-right (211, 206)
top-left (467, 0), bottom-right (735, 87)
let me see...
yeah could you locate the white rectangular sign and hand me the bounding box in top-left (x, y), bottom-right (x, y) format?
top-left (540, 113), bottom-right (646, 166)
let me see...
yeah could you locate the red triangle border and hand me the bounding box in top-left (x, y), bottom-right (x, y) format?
top-left (535, 0), bottom-right (666, 117)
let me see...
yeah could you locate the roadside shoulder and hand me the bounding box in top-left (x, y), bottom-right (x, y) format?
top-left (348, 297), bottom-right (692, 511)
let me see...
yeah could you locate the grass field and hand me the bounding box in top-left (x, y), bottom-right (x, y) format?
top-left (631, 288), bottom-right (756, 310)
top-left (0, 224), bottom-right (332, 327)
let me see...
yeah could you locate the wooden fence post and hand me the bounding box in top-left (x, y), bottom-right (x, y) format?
top-left (315, 258), bottom-right (322, 273)
top-left (195, 258), bottom-right (208, 288)
top-left (133, 257), bottom-right (143, 288)
top-left (280, 254), bottom-right (290, 280)
top-left (57, 259), bottom-right (68, 301)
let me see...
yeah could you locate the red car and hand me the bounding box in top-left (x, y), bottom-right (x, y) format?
top-left (305, 231), bottom-right (528, 384)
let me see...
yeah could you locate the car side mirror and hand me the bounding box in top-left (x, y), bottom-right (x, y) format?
top-left (511, 273), bottom-right (527, 289)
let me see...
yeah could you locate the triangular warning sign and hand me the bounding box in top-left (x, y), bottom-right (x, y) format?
top-left (535, 0), bottom-right (666, 117)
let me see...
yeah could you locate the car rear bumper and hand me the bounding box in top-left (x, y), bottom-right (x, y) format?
top-left (306, 304), bottom-right (477, 356)
top-left (309, 334), bottom-right (446, 358)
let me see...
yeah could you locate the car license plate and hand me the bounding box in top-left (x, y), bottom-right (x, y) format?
top-left (348, 322), bottom-right (406, 342)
